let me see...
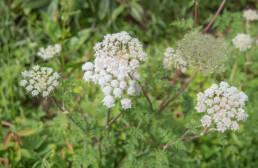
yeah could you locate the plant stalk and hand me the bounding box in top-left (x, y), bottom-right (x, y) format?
top-left (202, 0), bottom-right (226, 33)
top-left (158, 69), bottom-right (199, 113)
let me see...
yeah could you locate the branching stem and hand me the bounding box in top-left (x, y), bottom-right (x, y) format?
top-left (158, 69), bottom-right (199, 113)
top-left (181, 127), bottom-right (210, 141)
top-left (106, 112), bottom-right (123, 129)
top-left (160, 126), bottom-right (209, 150)
top-left (50, 96), bottom-right (86, 132)
top-left (157, 69), bottom-right (181, 112)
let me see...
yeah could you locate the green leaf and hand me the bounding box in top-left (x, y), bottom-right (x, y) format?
top-left (130, 2), bottom-right (143, 22)
top-left (69, 28), bottom-right (91, 50)
top-left (23, 0), bottom-right (51, 9)
top-left (17, 129), bottom-right (36, 136)
top-left (111, 5), bottom-right (125, 22)
top-left (98, 0), bottom-right (110, 20)
top-left (41, 12), bottom-right (62, 41)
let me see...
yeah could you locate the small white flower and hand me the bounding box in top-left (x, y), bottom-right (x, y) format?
top-left (111, 80), bottom-right (119, 88)
top-left (52, 72), bottom-right (59, 79)
top-left (113, 88), bottom-right (123, 98)
top-left (102, 85), bottom-right (112, 96)
top-left (103, 95), bottom-right (115, 108)
top-left (31, 90), bottom-right (39, 96)
top-left (83, 71), bottom-right (93, 82)
top-left (119, 81), bottom-right (127, 90)
top-left (127, 87), bottom-right (136, 96)
top-left (42, 91), bottom-right (49, 97)
top-left (20, 80), bottom-right (27, 86)
top-left (231, 121), bottom-right (239, 131)
top-left (243, 9), bottom-right (258, 21)
top-left (33, 65), bottom-right (40, 71)
top-left (121, 98), bottom-right (131, 110)
top-left (82, 62), bottom-right (94, 71)
top-left (201, 115), bottom-right (212, 127)
top-left (26, 85), bottom-right (33, 92)
top-left (232, 34), bottom-right (253, 51)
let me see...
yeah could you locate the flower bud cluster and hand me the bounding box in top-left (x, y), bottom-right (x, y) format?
top-left (37, 44), bottom-right (61, 60)
top-left (163, 48), bottom-right (187, 73)
top-left (232, 34), bottom-right (253, 52)
top-left (20, 65), bottom-right (60, 97)
top-left (195, 82), bottom-right (248, 132)
top-left (82, 31), bottom-right (147, 109)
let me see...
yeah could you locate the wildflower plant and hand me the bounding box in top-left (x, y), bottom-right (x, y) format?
top-left (7, 0), bottom-right (256, 167)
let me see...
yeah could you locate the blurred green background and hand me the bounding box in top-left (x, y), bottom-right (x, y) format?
top-left (0, 0), bottom-right (258, 167)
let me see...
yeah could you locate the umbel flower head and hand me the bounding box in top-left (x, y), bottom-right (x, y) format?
top-left (82, 31), bottom-right (146, 109)
top-left (37, 44), bottom-right (61, 60)
top-left (175, 31), bottom-right (228, 75)
top-left (163, 47), bottom-right (187, 73)
top-left (195, 82), bottom-right (248, 132)
top-left (243, 9), bottom-right (258, 21)
top-left (20, 65), bottom-right (60, 97)
top-left (232, 34), bottom-right (253, 52)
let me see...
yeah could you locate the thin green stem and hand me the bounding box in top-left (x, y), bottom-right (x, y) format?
top-left (229, 59), bottom-right (238, 81)
top-left (50, 96), bottom-right (86, 132)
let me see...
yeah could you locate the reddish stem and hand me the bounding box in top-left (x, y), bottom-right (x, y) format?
top-left (157, 70), bottom-right (181, 112)
top-left (106, 112), bottom-right (123, 129)
top-left (107, 108), bottom-right (111, 126)
top-left (1, 121), bottom-right (12, 127)
top-left (202, 0), bottom-right (226, 33)
top-left (194, 0), bottom-right (199, 27)
top-left (181, 127), bottom-right (210, 141)
top-left (160, 127), bottom-right (210, 150)
top-left (50, 96), bottom-right (86, 132)
top-left (171, 70), bottom-right (181, 86)
top-left (158, 69), bottom-right (198, 113)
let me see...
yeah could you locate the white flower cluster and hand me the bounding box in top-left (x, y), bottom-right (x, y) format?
top-left (20, 65), bottom-right (60, 97)
top-left (232, 34), bottom-right (252, 51)
top-left (37, 44), bottom-right (61, 60)
top-left (195, 82), bottom-right (248, 132)
top-left (243, 9), bottom-right (258, 21)
top-left (163, 48), bottom-right (187, 73)
top-left (82, 31), bottom-right (147, 109)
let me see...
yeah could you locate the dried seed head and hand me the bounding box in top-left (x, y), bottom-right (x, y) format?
top-left (176, 32), bottom-right (228, 75)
